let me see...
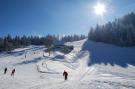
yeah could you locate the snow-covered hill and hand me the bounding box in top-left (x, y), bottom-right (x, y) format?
top-left (0, 39), bottom-right (135, 89)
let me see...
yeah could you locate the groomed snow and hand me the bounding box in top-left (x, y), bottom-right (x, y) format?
top-left (0, 39), bottom-right (135, 89)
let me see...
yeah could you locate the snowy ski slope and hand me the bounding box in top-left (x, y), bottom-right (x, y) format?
top-left (0, 39), bottom-right (135, 89)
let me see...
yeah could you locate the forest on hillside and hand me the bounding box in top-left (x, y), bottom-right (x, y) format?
top-left (88, 12), bottom-right (135, 47)
top-left (0, 34), bottom-right (86, 52)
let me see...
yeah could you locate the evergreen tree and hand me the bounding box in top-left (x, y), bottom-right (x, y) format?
top-left (88, 12), bottom-right (135, 47)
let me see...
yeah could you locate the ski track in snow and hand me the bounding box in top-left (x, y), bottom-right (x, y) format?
top-left (0, 39), bottom-right (135, 89)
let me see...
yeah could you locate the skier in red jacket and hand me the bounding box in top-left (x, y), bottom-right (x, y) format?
top-left (11, 69), bottom-right (15, 76)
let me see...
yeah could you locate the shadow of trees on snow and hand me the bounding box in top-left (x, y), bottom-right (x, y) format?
top-left (82, 40), bottom-right (135, 67)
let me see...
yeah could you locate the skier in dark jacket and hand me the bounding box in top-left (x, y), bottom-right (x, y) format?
top-left (4, 67), bottom-right (7, 74)
top-left (63, 70), bottom-right (68, 80)
top-left (11, 69), bottom-right (15, 76)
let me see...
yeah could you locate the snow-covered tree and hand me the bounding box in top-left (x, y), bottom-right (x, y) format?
top-left (88, 12), bottom-right (135, 47)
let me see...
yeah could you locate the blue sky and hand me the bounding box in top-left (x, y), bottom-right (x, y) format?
top-left (0, 0), bottom-right (135, 37)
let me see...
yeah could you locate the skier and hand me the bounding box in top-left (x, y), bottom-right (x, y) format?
top-left (25, 50), bottom-right (27, 58)
top-left (25, 53), bottom-right (26, 58)
top-left (11, 69), bottom-right (15, 76)
top-left (4, 67), bottom-right (7, 74)
top-left (63, 70), bottom-right (68, 80)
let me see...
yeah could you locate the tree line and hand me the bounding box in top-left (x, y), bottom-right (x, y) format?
top-left (0, 34), bottom-right (86, 52)
top-left (61, 34), bottom-right (86, 42)
top-left (88, 12), bottom-right (135, 47)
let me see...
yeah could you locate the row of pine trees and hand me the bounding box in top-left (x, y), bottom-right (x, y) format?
top-left (0, 34), bottom-right (86, 52)
top-left (88, 12), bottom-right (135, 47)
top-left (2, 12), bottom-right (134, 52)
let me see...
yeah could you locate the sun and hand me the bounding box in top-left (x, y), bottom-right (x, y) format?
top-left (94, 3), bottom-right (106, 16)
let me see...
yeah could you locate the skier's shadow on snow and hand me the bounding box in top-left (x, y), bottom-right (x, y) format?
top-left (82, 40), bottom-right (135, 67)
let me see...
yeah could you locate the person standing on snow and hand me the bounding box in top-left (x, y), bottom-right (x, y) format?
top-left (4, 67), bottom-right (7, 74)
top-left (63, 70), bottom-right (68, 80)
top-left (11, 69), bottom-right (15, 76)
